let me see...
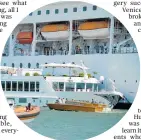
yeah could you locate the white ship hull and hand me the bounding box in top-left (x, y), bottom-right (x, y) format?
top-left (78, 28), bottom-right (109, 39)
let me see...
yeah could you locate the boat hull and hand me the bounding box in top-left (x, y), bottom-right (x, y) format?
top-left (48, 103), bottom-right (105, 112)
top-left (15, 106), bottom-right (40, 121)
top-left (78, 28), bottom-right (109, 39)
top-left (41, 31), bottom-right (69, 41)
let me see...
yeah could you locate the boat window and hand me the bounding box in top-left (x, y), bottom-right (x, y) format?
top-left (29, 12), bottom-right (32, 16)
top-left (83, 6), bottom-right (87, 11)
top-left (1, 81), bottom-right (5, 91)
top-left (73, 7), bottom-right (77, 12)
top-left (55, 9), bottom-right (59, 14)
top-left (20, 63), bottom-right (23, 68)
top-left (53, 82), bottom-right (59, 91)
top-left (59, 82), bottom-right (64, 91)
top-left (19, 98), bottom-right (27, 103)
top-left (18, 81), bottom-right (23, 91)
top-left (93, 5), bottom-right (97, 10)
top-left (37, 10), bottom-right (41, 15)
top-left (28, 63), bottom-right (31, 68)
top-left (36, 63), bottom-right (39, 68)
top-left (24, 82), bottom-right (29, 91)
top-left (12, 63), bottom-right (14, 68)
top-left (76, 83), bottom-right (85, 91)
top-left (12, 81), bottom-right (17, 91)
top-left (64, 8), bottom-right (68, 13)
top-left (36, 82), bottom-right (39, 92)
top-left (65, 82), bottom-right (75, 91)
top-left (30, 82), bottom-right (35, 92)
top-left (86, 83), bottom-right (93, 92)
top-left (6, 81), bottom-right (11, 91)
top-left (94, 84), bottom-right (98, 92)
top-left (46, 10), bottom-right (50, 14)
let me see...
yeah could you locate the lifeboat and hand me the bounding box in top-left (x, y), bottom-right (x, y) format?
top-left (41, 24), bottom-right (69, 41)
top-left (78, 21), bottom-right (109, 39)
top-left (17, 32), bottom-right (33, 44)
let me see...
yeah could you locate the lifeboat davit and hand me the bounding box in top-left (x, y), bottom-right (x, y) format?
top-left (41, 24), bottom-right (69, 41)
top-left (17, 32), bottom-right (33, 44)
top-left (78, 21), bottom-right (109, 39)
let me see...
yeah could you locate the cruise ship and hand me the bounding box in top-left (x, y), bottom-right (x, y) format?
top-left (0, 2), bottom-right (140, 106)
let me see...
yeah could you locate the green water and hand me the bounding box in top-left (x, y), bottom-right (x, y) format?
top-left (27, 108), bottom-right (126, 140)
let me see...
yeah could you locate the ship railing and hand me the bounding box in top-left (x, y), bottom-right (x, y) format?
top-left (112, 47), bottom-right (138, 54)
top-left (72, 48), bottom-right (109, 55)
top-left (35, 50), bottom-right (69, 56)
top-left (3, 88), bottom-right (40, 92)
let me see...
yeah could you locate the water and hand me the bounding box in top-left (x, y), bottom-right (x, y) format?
top-left (27, 108), bottom-right (126, 140)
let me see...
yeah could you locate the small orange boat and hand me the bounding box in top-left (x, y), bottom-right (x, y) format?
top-left (48, 101), bottom-right (108, 112)
top-left (14, 106), bottom-right (40, 122)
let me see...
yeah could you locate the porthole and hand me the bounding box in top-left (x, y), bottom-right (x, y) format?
top-left (73, 7), bottom-right (77, 12)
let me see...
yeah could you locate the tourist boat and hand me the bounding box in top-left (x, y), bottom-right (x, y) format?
top-left (47, 100), bottom-right (109, 112)
top-left (1, 61), bottom-right (124, 109)
top-left (8, 99), bottom-right (40, 122)
top-left (1, 2), bottom-right (139, 109)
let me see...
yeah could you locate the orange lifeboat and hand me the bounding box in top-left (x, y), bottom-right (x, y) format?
top-left (17, 32), bottom-right (33, 44)
top-left (78, 21), bottom-right (109, 39)
top-left (41, 24), bottom-right (69, 41)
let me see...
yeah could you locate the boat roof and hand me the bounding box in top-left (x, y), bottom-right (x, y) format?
top-left (40, 63), bottom-right (89, 70)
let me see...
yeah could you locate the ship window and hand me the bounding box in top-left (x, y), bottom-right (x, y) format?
top-left (29, 12), bottom-right (32, 16)
top-left (86, 83), bottom-right (92, 92)
top-left (114, 80), bottom-right (115, 83)
top-left (30, 82), bottom-right (35, 92)
top-left (46, 10), bottom-right (50, 14)
top-left (36, 82), bottom-right (39, 92)
top-left (66, 82), bottom-right (75, 91)
top-left (3, 63), bottom-right (6, 66)
top-left (6, 81), bottom-right (11, 91)
top-left (37, 10), bottom-right (41, 15)
top-left (18, 81), bottom-right (23, 91)
top-left (1, 81), bottom-right (5, 91)
top-left (76, 83), bottom-right (85, 91)
top-left (12, 63), bottom-right (14, 68)
top-left (59, 82), bottom-right (64, 91)
top-left (55, 9), bottom-right (59, 14)
top-left (125, 80), bottom-right (126, 83)
top-left (12, 81), bottom-right (17, 91)
top-left (73, 7), bottom-right (77, 12)
top-left (19, 98), bottom-right (27, 103)
top-left (24, 82), bottom-right (29, 91)
top-left (136, 80), bottom-right (137, 83)
top-left (64, 8), bottom-right (68, 13)
top-left (36, 63), bottom-right (39, 68)
top-left (28, 63), bottom-right (31, 68)
top-left (94, 84), bottom-right (98, 92)
top-left (93, 5), bottom-right (97, 10)
top-left (20, 63), bottom-right (23, 68)
top-left (53, 82), bottom-right (59, 91)
top-left (83, 6), bottom-right (87, 11)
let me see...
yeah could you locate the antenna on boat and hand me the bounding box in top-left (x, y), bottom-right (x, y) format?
top-left (80, 60), bottom-right (88, 79)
